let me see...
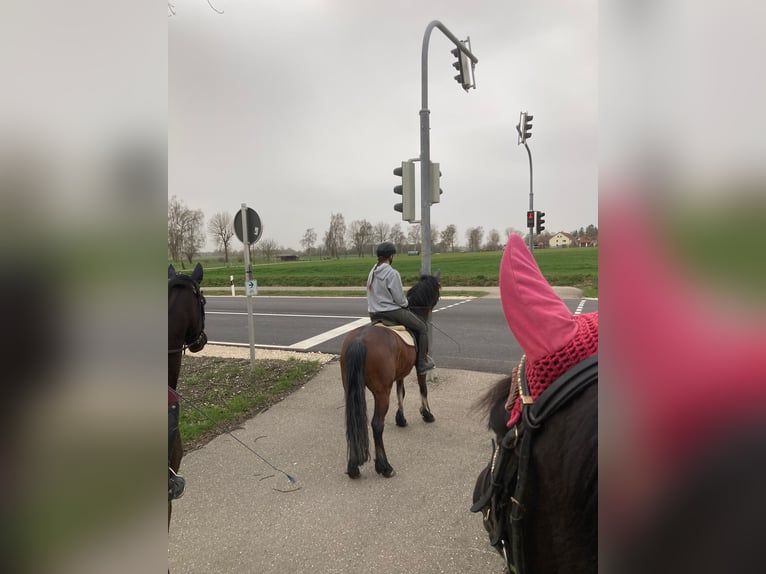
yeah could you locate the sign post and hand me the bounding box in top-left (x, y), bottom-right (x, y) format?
top-left (235, 204), bottom-right (263, 371)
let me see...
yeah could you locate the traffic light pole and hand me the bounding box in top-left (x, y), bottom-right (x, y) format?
top-left (419, 20), bottom-right (478, 275)
top-left (524, 142), bottom-right (534, 251)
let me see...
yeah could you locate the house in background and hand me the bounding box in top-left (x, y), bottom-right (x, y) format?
top-left (549, 231), bottom-right (576, 248)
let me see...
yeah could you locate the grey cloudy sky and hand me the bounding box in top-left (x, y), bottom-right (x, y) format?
top-left (170, 0), bottom-right (597, 251)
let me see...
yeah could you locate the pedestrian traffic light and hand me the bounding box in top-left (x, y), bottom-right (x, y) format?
top-left (451, 39), bottom-right (475, 91)
top-left (517, 111), bottom-right (533, 144)
top-left (526, 210), bottom-right (535, 228)
top-left (430, 162), bottom-right (442, 204)
top-left (393, 161), bottom-right (415, 222)
top-left (536, 211), bottom-right (546, 235)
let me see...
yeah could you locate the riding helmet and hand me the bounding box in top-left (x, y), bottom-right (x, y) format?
top-left (376, 241), bottom-right (397, 259)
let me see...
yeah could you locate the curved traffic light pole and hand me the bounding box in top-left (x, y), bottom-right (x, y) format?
top-left (524, 141), bottom-right (534, 251)
top-left (419, 20), bottom-right (478, 275)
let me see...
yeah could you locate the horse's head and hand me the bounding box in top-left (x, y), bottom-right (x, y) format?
top-left (168, 262), bottom-right (207, 354)
top-left (406, 269), bottom-right (441, 317)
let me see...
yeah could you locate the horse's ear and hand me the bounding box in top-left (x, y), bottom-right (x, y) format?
top-left (191, 262), bottom-right (203, 284)
top-left (434, 269), bottom-right (441, 281)
top-left (168, 264), bottom-right (176, 279)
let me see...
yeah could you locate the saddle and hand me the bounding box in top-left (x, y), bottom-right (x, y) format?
top-left (471, 355), bottom-right (598, 574)
top-left (371, 321), bottom-right (415, 347)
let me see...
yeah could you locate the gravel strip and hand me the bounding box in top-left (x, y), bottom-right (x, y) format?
top-left (193, 344), bottom-right (336, 364)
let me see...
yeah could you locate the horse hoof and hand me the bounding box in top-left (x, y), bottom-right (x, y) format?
top-left (347, 467), bottom-right (361, 479)
top-left (421, 410), bottom-right (435, 423)
top-left (382, 468), bottom-right (396, 478)
top-left (395, 413), bottom-right (408, 427)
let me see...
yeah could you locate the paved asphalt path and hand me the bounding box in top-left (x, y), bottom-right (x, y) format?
top-left (168, 361), bottom-right (507, 574)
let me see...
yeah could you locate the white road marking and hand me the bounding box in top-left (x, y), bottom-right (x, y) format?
top-left (574, 299), bottom-right (586, 315)
top-left (207, 311), bottom-right (361, 319)
top-left (289, 317), bottom-right (370, 350)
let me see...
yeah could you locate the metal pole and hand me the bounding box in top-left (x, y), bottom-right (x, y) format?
top-left (419, 20), bottom-right (479, 275)
top-left (240, 203), bottom-right (256, 371)
top-left (525, 142), bottom-right (534, 251)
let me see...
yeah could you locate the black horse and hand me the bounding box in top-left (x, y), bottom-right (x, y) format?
top-left (340, 272), bottom-right (441, 478)
top-left (471, 358), bottom-right (597, 574)
top-left (168, 263), bottom-right (207, 528)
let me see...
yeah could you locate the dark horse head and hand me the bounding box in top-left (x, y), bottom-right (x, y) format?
top-left (470, 234), bottom-right (597, 574)
top-left (406, 269), bottom-right (441, 319)
top-left (168, 263), bottom-right (207, 359)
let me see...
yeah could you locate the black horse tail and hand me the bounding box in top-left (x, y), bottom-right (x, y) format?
top-left (344, 338), bottom-right (370, 469)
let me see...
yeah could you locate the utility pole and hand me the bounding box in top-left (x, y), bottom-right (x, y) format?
top-left (517, 112), bottom-right (534, 250)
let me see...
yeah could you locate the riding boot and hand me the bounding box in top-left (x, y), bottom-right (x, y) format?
top-left (416, 332), bottom-right (435, 374)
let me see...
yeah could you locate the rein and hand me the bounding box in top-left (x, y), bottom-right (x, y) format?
top-left (472, 355), bottom-right (598, 574)
top-left (168, 275), bottom-right (207, 354)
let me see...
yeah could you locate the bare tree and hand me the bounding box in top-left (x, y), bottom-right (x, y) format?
top-left (259, 238), bottom-right (279, 262)
top-left (168, 195), bottom-right (205, 264)
top-left (485, 229), bottom-right (502, 251)
top-left (300, 228), bottom-right (317, 258)
top-left (407, 224), bottom-right (422, 251)
top-left (168, 195), bottom-right (186, 261)
top-left (324, 213), bottom-right (346, 258)
top-left (466, 226), bottom-right (484, 252)
top-left (208, 211), bottom-right (234, 264)
top-left (372, 222), bottom-right (391, 243)
top-left (348, 219), bottom-right (373, 257)
top-left (390, 223), bottom-right (406, 254)
top-left (440, 224), bottom-right (458, 252)
top-left (181, 208), bottom-right (205, 263)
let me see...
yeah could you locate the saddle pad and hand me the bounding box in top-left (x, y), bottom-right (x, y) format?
top-left (373, 323), bottom-right (415, 347)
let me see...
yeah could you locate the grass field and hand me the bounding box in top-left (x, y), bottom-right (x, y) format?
top-left (169, 247), bottom-right (598, 297)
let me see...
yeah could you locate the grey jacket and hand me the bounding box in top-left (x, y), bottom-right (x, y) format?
top-left (367, 263), bottom-right (408, 313)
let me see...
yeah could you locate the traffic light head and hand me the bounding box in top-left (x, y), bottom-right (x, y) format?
top-left (517, 111), bottom-right (533, 144)
top-left (393, 161), bottom-right (415, 222)
top-left (451, 41), bottom-right (475, 91)
top-left (526, 210), bottom-right (535, 228)
top-left (535, 211), bottom-right (546, 235)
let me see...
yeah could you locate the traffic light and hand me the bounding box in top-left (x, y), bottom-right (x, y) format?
top-left (517, 111), bottom-right (533, 144)
top-left (451, 39), bottom-right (475, 91)
top-left (536, 211), bottom-right (546, 235)
top-left (526, 210), bottom-right (535, 228)
top-left (393, 161), bottom-right (415, 222)
top-left (430, 162), bottom-right (442, 204)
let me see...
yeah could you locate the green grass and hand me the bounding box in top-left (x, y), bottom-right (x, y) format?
top-left (170, 248), bottom-right (599, 296)
top-left (177, 356), bottom-right (323, 450)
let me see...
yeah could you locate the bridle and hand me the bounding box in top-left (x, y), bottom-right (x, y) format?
top-left (168, 274), bottom-right (207, 355)
top-left (471, 355), bottom-right (598, 574)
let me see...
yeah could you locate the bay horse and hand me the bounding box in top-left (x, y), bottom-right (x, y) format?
top-left (168, 262), bottom-right (207, 528)
top-left (471, 357), bottom-right (597, 574)
top-left (340, 270), bottom-right (441, 478)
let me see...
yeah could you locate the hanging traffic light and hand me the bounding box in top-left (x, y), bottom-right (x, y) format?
top-left (536, 211), bottom-right (546, 235)
top-left (393, 161), bottom-right (415, 222)
top-left (526, 210), bottom-right (535, 229)
top-left (517, 111), bottom-right (534, 145)
top-left (450, 39), bottom-right (475, 91)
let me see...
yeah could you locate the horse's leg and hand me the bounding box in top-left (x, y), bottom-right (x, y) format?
top-left (371, 391), bottom-right (395, 477)
top-left (416, 372), bottom-right (435, 423)
top-left (395, 379), bottom-right (407, 427)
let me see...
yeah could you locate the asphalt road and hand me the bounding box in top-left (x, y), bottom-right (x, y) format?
top-left (203, 293), bottom-right (597, 375)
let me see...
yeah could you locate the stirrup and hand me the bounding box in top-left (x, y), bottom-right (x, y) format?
top-left (417, 355), bottom-right (435, 374)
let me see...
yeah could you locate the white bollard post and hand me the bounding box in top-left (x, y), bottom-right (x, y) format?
top-left (230, 275), bottom-right (235, 296)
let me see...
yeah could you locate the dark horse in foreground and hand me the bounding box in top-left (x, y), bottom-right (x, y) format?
top-left (340, 271), bottom-right (441, 478)
top-left (471, 358), bottom-right (597, 574)
top-left (168, 263), bottom-right (207, 529)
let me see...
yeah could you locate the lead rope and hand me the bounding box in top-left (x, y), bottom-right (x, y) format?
top-left (171, 386), bottom-right (299, 490)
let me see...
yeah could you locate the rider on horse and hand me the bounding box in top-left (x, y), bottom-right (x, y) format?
top-left (367, 242), bottom-right (435, 375)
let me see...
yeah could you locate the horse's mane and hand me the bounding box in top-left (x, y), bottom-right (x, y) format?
top-left (406, 274), bottom-right (441, 308)
top-left (473, 376), bottom-right (514, 436)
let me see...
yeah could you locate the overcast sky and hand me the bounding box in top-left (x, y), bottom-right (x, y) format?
top-left (169, 0), bottom-right (597, 251)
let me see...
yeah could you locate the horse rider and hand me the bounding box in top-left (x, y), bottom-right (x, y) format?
top-left (367, 241), bottom-right (434, 375)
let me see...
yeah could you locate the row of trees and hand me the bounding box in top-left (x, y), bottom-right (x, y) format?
top-left (169, 197), bottom-right (597, 263)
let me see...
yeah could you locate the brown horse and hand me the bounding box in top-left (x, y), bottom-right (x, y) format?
top-left (168, 263), bottom-right (207, 529)
top-left (340, 271), bottom-right (441, 478)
